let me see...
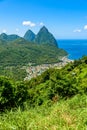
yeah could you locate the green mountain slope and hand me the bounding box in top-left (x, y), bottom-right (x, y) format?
top-left (0, 38), bottom-right (67, 66)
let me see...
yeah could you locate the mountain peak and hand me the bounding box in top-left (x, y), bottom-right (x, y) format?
top-left (40, 26), bottom-right (48, 32)
top-left (34, 26), bottom-right (58, 47)
top-left (26, 29), bottom-right (34, 34)
top-left (24, 30), bottom-right (35, 42)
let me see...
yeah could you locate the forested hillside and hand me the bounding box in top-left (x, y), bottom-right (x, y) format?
top-left (0, 38), bottom-right (67, 66)
top-left (0, 56), bottom-right (87, 129)
top-left (0, 56), bottom-right (87, 110)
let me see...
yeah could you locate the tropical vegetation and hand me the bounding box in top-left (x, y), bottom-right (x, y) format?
top-left (0, 56), bottom-right (87, 129)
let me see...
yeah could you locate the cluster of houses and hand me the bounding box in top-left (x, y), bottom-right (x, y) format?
top-left (24, 57), bottom-right (73, 80)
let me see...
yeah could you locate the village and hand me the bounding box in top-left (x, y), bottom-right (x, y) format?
top-left (24, 57), bottom-right (73, 80)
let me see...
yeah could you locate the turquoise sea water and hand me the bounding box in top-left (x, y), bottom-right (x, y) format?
top-left (58, 40), bottom-right (87, 60)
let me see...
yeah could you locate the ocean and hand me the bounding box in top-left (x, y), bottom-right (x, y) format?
top-left (57, 40), bottom-right (87, 60)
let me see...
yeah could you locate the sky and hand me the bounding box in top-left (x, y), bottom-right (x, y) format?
top-left (0, 0), bottom-right (87, 39)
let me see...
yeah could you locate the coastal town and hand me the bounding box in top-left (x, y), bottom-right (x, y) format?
top-left (24, 57), bottom-right (73, 80)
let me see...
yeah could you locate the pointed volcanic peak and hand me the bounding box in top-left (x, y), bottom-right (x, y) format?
top-left (24, 29), bottom-right (36, 42)
top-left (0, 33), bottom-right (20, 42)
top-left (35, 26), bottom-right (58, 47)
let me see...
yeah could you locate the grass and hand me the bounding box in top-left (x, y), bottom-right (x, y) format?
top-left (0, 94), bottom-right (87, 130)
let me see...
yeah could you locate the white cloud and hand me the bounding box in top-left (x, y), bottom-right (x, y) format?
top-left (22, 21), bottom-right (36, 27)
top-left (73, 29), bottom-right (81, 33)
top-left (84, 25), bottom-right (87, 30)
top-left (39, 22), bottom-right (44, 26)
top-left (2, 29), bottom-right (7, 33)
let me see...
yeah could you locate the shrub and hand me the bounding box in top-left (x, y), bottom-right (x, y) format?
top-left (0, 77), bottom-right (15, 111)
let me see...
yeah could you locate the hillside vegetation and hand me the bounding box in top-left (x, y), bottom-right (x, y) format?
top-left (0, 56), bottom-right (87, 129)
top-left (0, 56), bottom-right (87, 109)
top-left (0, 94), bottom-right (86, 130)
top-left (0, 38), bottom-right (67, 66)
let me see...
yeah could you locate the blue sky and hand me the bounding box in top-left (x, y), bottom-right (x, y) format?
top-left (0, 0), bottom-right (87, 39)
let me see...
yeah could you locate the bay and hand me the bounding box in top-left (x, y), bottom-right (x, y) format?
top-left (58, 40), bottom-right (87, 60)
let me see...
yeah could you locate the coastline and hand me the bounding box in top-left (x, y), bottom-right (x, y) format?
top-left (61, 56), bottom-right (74, 63)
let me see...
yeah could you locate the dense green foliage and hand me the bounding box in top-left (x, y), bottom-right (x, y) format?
top-left (0, 77), bottom-right (28, 111)
top-left (0, 77), bottom-right (15, 110)
top-left (0, 66), bottom-right (26, 81)
top-left (34, 26), bottom-right (58, 47)
top-left (0, 56), bottom-right (87, 129)
top-left (24, 56), bottom-right (87, 107)
top-left (0, 56), bottom-right (87, 111)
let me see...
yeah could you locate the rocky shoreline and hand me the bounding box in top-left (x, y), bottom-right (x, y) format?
top-left (24, 57), bottom-right (73, 80)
